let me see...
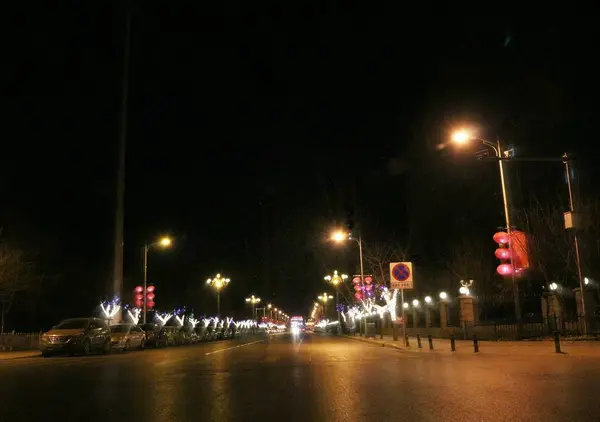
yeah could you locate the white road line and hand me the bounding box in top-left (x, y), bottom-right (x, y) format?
top-left (204, 339), bottom-right (265, 356)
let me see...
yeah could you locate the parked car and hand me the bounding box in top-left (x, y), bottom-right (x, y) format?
top-left (140, 323), bottom-right (168, 348)
top-left (40, 318), bottom-right (111, 357)
top-left (110, 324), bottom-right (146, 351)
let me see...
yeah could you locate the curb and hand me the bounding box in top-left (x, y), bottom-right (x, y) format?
top-left (343, 335), bottom-right (405, 351)
top-left (0, 352), bottom-right (41, 361)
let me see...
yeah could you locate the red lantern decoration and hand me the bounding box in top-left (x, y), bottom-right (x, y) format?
top-left (354, 292), bottom-right (362, 300)
top-left (510, 231), bottom-right (530, 270)
top-left (135, 286), bottom-right (143, 293)
top-left (354, 285), bottom-right (361, 291)
top-left (365, 284), bottom-right (373, 291)
top-left (497, 263), bottom-right (513, 276)
top-left (364, 276), bottom-right (373, 284)
top-left (493, 231), bottom-right (509, 245)
top-left (134, 299), bottom-right (143, 308)
top-left (135, 293), bottom-right (144, 301)
top-left (495, 248), bottom-right (511, 260)
top-left (146, 293), bottom-right (155, 301)
top-left (352, 277), bottom-right (361, 284)
top-left (147, 301), bottom-right (155, 309)
top-left (146, 285), bottom-right (155, 293)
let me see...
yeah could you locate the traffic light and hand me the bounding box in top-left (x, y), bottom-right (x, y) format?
top-left (493, 231), bottom-right (530, 276)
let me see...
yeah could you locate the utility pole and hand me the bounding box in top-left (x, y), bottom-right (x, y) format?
top-left (112, 6), bottom-right (132, 320)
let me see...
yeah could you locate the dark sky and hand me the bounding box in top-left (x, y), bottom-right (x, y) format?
top-left (3, 8), bottom-right (600, 329)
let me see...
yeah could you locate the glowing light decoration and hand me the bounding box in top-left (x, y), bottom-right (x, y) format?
top-left (127, 308), bottom-right (141, 325)
top-left (100, 297), bottom-right (121, 320)
top-left (156, 312), bottom-right (172, 326)
top-left (381, 287), bottom-right (398, 321)
top-left (174, 315), bottom-right (184, 326)
top-left (459, 279), bottom-right (474, 296)
top-left (188, 317), bottom-right (199, 328)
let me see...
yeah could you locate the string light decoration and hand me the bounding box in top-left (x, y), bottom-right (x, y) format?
top-left (127, 308), bottom-right (141, 325)
top-left (188, 317), bottom-right (199, 328)
top-left (156, 312), bottom-right (172, 326)
top-left (100, 297), bottom-right (121, 320)
top-left (381, 287), bottom-right (398, 321)
top-left (174, 315), bottom-right (185, 326)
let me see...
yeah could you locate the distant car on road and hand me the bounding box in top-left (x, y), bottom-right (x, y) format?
top-left (40, 318), bottom-right (111, 357)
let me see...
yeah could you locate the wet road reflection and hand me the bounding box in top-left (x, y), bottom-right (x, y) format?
top-left (1, 333), bottom-right (599, 421)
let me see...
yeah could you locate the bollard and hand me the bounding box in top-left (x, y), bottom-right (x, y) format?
top-left (473, 334), bottom-right (479, 353)
top-left (450, 334), bottom-right (456, 352)
top-left (553, 331), bottom-right (561, 353)
top-left (417, 333), bottom-right (422, 348)
top-left (405, 334), bottom-right (410, 347)
top-left (428, 334), bottom-right (433, 350)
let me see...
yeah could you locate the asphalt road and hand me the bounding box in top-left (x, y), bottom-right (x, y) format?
top-left (1, 333), bottom-right (599, 422)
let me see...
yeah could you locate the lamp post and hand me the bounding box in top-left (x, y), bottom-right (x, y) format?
top-left (142, 236), bottom-right (172, 324)
top-left (451, 130), bottom-right (522, 331)
top-left (206, 273), bottom-right (231, 316)
top-left (318, 293), bottom-right (334, 320)
top-left (267, 303), bottom-right (273, 319)
top-left (331, 230), bottom-right (366, 333)
top-left (245, 295), bottom-right (261, 319)
top-left (324, 270), bottom-right (348, 326)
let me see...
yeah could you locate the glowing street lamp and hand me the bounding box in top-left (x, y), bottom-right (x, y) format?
top-left (142, 236), bottom-right (173, 323)
top-left (318, 293), bottom-right (334, 319)
top-left (450, 128), bottom-right (522, 328)
top-left (325, 270), bottom-right (348, 325)
top-left (439, 291), bottom-right (448, 300)
top-left (206, 273), bottom-right (231, 316)
top-left (330, 229), bottom-right (366, 332)
top-left (245, 295), bottom-right (261, 319)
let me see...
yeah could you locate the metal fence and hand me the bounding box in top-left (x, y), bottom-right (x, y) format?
top-left (0, 332), bottom-right (41, 351)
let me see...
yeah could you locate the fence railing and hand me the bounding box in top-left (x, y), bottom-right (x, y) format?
top-left (0, 333), bottom-right (41, 351)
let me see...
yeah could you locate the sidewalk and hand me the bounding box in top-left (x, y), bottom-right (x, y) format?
top-left (344, 334), bottom-right (600, 356)
top-left (0, 350), bottom-right (41, 361)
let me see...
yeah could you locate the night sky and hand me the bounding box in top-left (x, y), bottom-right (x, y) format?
top-left (3, 8), bottom-right (600, 330)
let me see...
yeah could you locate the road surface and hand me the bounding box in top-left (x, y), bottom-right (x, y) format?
top-left (1, 333), bottom-right (598, 421)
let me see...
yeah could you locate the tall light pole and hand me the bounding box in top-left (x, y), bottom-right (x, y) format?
top-left (267, 303), bottom-right (273, 319)
top-left (206, 273), bottom-right (231, 316)
top-left (451, 130), bottom-right (522, 331)
top-left (331, 230), bottom-right (366, 334)
top-left (245, 295), bottom-right (261, 319)
top-left (563, 153), bottom-right (587, 333)
top-left (324, 270), bottom-right (348, 325)
top-left (142, 236), bottom-right (172, 324)
top-left (318, 293), bottom-right (334, 320)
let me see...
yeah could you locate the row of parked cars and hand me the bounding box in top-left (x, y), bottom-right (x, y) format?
top-left (39, 317), bottom-right (254, 357)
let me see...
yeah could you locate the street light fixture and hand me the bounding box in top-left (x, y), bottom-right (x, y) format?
top-left (451, 129), bottom-right (522, 330)
top-left (245, 295), bottom-right (261, 319)
top-left (330, 229), bottom-right (366, 333)
top-left (206, 273), bottom-right (230, 316)
top-left (142, 236), bottom-right (173, 323)
top-left (325, 270), bottom-right (348, 326)
top-left (439, 291), bottom-right (448, 300)
top-left (318, 293), bottom-right (334, 319)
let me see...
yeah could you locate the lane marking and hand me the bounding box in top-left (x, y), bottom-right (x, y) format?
top-left (204, 339), bottom-right (265, 356)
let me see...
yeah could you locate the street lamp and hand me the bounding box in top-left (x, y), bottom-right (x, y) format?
top-left (245, 295), bottom-right (261, 319)
top-left (142, 236), bottom-right (172, 323)
top-left (325, 270), bottom-right (348, 325)
top-left (206, 273), bottom-right (230, 316)
top-left (267, 303), bottom-right (273, 319)
top-left (330, 229), bottom-right (366, 332)
top-left (318, 293), bottom-right (334, 320)
top-left (451, 129), bottom-right (522, 329)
